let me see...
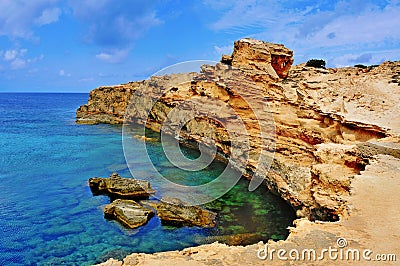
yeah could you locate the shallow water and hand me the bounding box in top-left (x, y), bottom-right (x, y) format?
top-left (0, 93), bottom-right (295, 265)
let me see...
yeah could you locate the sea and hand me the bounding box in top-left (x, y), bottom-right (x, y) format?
top-left (0, 93), bottom-right (295, 265)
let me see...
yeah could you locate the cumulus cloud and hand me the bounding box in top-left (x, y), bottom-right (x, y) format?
top-left (34, 7), bottom-right (61, 26)
top-left (69, 0), bottom-right (162, 48)
top-left (4, 50), bottom-right (18, 61)
top-left (10, 58), bottom-right (26, 70)
top-left (0, 0), bottom-right (61, 39)
top-left (95, 49), bottom-right (130, 63)
top-left (59, 69), bottom-right (71, 77)
top-left (1, 48), bottom-right (43, 70)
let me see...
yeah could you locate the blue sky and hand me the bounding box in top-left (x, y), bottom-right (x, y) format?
top-left (0, 0), bottom-right (399, 92)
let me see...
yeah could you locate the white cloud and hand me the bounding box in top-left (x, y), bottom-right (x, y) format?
top-left (96, 49), bottom-right (130, 63)
top-left (4, 50), bottom-right (18, 61)
top-left (0, 0), bottom-right (61, 39)
top-left (1, 47), bottom-right (44, 71)
top-left (205, 1), bottom-right (400, 66)
top-left (35, 7), bottom-right (61, 26)
top-left (70, 0), bottom-right (162, 49)
top-left (10, 58), bottom-right (26, 70)
top-left (59, 69), bottom-right (71, 77)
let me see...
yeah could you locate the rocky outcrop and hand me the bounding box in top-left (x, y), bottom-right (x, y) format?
top-left (78, 38), bottom-right (400, 265)
top-left (142, 197), bottom-right (216, 228)
top-left (76, 73), bottom-right (196, 125)
top-left (222, 38), bottom-right (293, 79)
top-left (88, 173), bottom-right (155, 199)
top-left (104, 199), bottom-right (154, 229)
top-left (89, 174), bottom-right (216, 229)
top-left (78, 38), bottom-right (400, 223)
top-left (97, 152), bottom-right (400, 266)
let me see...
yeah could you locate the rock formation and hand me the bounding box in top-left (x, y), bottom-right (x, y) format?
top-left (104, 199), bottom-right (154, 229)
top-left (89, 173), bottom-right (217, 230)
top-left (142, 197), bottom-right (217, 228)
top-left (77, 38), bottom-right (400, 265)
top-left (78, 38), bottom-right (400, 222)
top-left (88, 172), bottom-right (155, 199)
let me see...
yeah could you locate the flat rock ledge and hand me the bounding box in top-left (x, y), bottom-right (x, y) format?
top-left (142, 197), bottom-right (217, 228)
top-left (104, 199), bottom-right (154, 229)
top-left (89, 172), bottom-right (155, 199)
top-left (88, 174), bottom-right (216, 229)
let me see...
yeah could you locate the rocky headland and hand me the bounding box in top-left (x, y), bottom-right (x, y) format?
top-left (77, 38), bottom-right (400, 265)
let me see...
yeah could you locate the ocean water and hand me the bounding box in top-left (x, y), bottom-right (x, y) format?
top-left (0, 93), bottom-right (295, 265)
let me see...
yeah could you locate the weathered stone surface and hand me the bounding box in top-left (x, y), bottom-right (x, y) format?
top-left (228, 38), bottom-right (294, 79)
top-left (80, 38), bottom-right (400, 265)
top-left (88, 173), bottom-right (155, 199)
top-left (79, 39), bottom-right (400, 222)
top-left (143, 197), bottom-right (216, 228)
top-left (195, 233), bottom-right (262, 246)
top-left (104, 199), bottom-right (154, 229)
top-left (97, 155), bottom-right (400, 266)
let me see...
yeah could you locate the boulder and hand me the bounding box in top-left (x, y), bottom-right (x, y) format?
top-left (142, 197), bottom-right (216, 228)
top-left (104, 199), bottom-right (154, 229)
top-left (88, 172), bottom-right (155, 199)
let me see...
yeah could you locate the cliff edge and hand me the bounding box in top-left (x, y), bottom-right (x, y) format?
top-left (76, 38), bottom-right (400, 265)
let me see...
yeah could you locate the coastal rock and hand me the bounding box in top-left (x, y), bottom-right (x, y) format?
top-left (77, 39), bottom-right (400, 224)
top-left (78, 39), bottom-right (400, 222)
top-left (88, 173), bottom-right (155, 199)
top-left (143, 197), bottom-right (216, 228)
top-left (81, 38), bottom-right (400, 265)
top-left (226, 38), bottom-right (294, 79)
top-left (104, 199), bottom-right (154, 229)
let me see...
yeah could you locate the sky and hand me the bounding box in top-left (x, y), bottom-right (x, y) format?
top-left (0, 0), bottom-right (399, 92)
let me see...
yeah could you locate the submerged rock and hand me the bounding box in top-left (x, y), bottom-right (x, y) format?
top-left (144, 197), bottom-right (217, 228)
top-left (88, 173), bottom-right (155, 199)
top-left (104, 199), bottom-right (154, 229)
top-left (195, 233), bottom-right (262, 246)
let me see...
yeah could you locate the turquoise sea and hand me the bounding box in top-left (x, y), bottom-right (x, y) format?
top-left (0, 93), bottom-right (295, 265)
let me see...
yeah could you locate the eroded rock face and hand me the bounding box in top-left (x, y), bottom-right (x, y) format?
top-left (88, 173), bottom-right (155, 199)
top-left (228, 38), bottom-right (294, 79)
top-left (77, 38), bottom-right (400, 223)
top-left (142, 197), bottom-right (217, 228)
top-left (104, 199), bottom-right (154, 229)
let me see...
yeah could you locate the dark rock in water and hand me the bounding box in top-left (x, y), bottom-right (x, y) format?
top-left (145, 197), bottom-right (216, 228)
top-left (88, 172), bottom-right (155, 199)
top-left (104, 199), bottom-right (154, 229)
top-left (194, 233), bottom-right (263, 246)
top-left (96, 248), bottom-right (131, 264)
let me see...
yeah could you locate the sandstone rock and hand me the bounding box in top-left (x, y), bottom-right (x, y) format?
top-left (78, 39), bottom-right (400, 223)
top-left (195, 233), bottom-right (262, 246)
top-left (227, 38), bottom-right (294, 79)
top-left (82, 38), bottom-right (400, 266)
top-left (88, 173), bottom-right (155, 199)
top-left (104, 199), bottom-right (154, 229)
top-left (146, 197), bottom-right (217, 228)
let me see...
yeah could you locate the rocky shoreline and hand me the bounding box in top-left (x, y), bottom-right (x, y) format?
top-left (77, 38), bottom-right (400, 265)
top-left (89, 173), bottom-right (217, 229)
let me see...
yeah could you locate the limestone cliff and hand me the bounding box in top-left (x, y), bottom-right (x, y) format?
top-left (77, 38), bottom-right (400, 225)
